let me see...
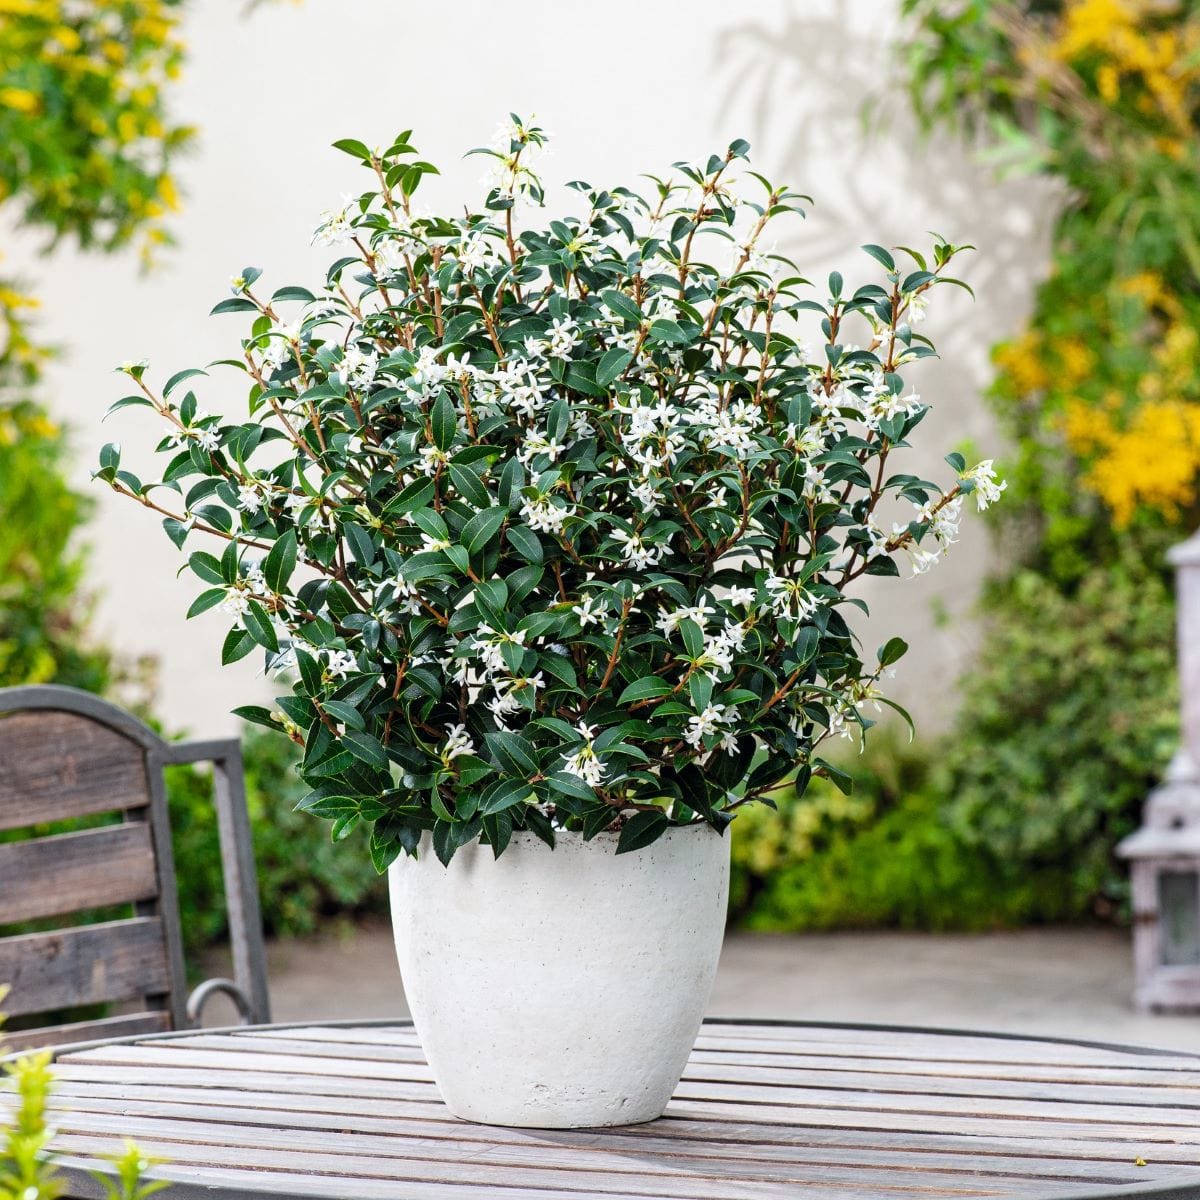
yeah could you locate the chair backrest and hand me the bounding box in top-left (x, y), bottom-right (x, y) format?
top-left (0, 685), bottom-right (270, 1053)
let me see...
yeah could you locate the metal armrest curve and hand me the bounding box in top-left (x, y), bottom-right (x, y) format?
top-left (186, 977), bottom-right (255, 1026)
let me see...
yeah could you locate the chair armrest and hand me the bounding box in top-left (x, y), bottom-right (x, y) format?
top-left (186, 977), bottom-right (256, 1026)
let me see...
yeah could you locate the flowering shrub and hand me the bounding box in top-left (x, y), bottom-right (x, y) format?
top-left (906, 0), bottom-right (1200, 559)
top-left (0, 0), bottom-right (191, 263)
top-left (98, 119), bottom-right (998, 865)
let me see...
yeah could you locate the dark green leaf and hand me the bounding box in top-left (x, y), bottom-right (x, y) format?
top-left (431, 391), bottom-right (457, 451)
top-left (448, 462), bottom-right (490, 508)
top-left (601, 289), bottom-right (644, 325)
top-left (877, 636), bottom-right (908, 667)
top-left (616, 810), bottom-right (670, 854)
top-left (343, 729), bottom-right (388, 769)
top-left (187, 588), bottom-right (226, 618)
top-left (484, 730), bottom-right (538, 778)
top-left (462, 506), bottom-right (506, 556)
top-left (596, 347), bottom-right (633, 389)
top-left (263, 529), bottom-right (298, 593)
top-left (332, 137), bottom-right (372, 161)
top-left (618, 677), bottom-right (673, 705)
top-left (243, 601), bottom-right (279, 652)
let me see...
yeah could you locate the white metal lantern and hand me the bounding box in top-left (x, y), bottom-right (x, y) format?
top-left (1117, 530), bottom-right (1200, 1011)
top-left (1118, 750), bottom-right (1200, 1009)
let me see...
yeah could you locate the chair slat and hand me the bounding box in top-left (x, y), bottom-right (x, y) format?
top-left (0, 917), bottom-right (169, 1017)
top-left (0, 710), bottom-right (152, 832)
top-left (0, 823), bottom-right (159, 924)
top-left (1, 1012), bottom-right (171, 1055)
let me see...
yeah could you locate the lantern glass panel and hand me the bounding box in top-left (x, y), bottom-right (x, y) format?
top-left (1158, 869), bottom-right (1200, 966)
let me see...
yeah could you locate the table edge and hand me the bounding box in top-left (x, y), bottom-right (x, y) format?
top-left (12, 1017), bottom-right (1200, 1200)
top-left (9, 1015), bottom-right (1197, 1065)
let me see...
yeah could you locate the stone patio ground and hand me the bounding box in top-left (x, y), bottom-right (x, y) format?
top-left (205, 923), bottom-right (1200, 1053)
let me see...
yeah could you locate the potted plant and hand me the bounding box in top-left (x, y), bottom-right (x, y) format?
top-left (98, 117), bottom-right (1001, 1128)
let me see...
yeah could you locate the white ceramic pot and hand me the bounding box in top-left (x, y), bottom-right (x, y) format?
top-left (388, 823), bottom-right (730, 1128)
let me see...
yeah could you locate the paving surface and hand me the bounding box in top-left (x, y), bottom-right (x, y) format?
top-left (205, 921), bottom-right (1200, 1052)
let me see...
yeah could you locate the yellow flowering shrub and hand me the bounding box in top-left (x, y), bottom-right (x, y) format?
top-left (1049, 0), bottom-right (1200, 142)
top-left (0, 0), bottom-right (192, 261)
top-left (907, 0), bottom-right (1200, 540)
top-left (0, 2), bottom-right (192, 691)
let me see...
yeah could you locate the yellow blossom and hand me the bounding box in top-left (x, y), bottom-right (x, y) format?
top-left (0, 87), bottom-right (39, 113)
top-left (1063, 397), bottom-right (1200, 526)
top-left (994, 331), bottom-right (1051, 395)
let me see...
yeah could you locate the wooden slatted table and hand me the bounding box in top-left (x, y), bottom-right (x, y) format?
top-left (14, 1019), bottom-right (1200, 1199)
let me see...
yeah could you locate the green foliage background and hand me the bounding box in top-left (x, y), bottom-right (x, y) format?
top-left (167, 730), bottom-right (386, 955)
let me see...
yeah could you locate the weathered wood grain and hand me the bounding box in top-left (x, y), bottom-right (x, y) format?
top-left (0, 686), bottom-right (271, 1043)
top-left (8, 1021), bottom-right (1196, 1199)
top-left (0, 1012), bottom-right (169, 1055)
top-left (42, 1107), bottom-right (1172, 1188)
top-left (0, 823), bottom-right (158, 924)
top-left (0, 710), bottom-right (150, 831)
top-left (0, 916), bottom-right (168, 1016)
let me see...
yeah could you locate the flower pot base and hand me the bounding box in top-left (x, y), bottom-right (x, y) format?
top-left (388, 826), bottom-right (730, 1129)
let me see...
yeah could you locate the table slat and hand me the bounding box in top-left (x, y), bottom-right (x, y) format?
top-left (8, 1020), bottom-right (1199, 1200)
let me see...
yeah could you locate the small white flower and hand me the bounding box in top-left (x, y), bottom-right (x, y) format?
top-left (220, 587), bottom-right (250, 617)
top-left (237, 481), bottom-right (266, 513)
top-left (562, 722), bottom-right (604, 787)
top-left (684, 704), bottom-right (734, 749)
top-left (392, 576), bottom-right (422, 615)
top-left (656, 603), bottom-right (714, 637)
top-left (325, 649), bottom-right (356, 679)
top-left (573, 595), bottom-right (605, 628)
top-left (546, 316), bottom-right (580, 360)
top-left (963, 459), bottom-right (1007, 511)
top-left (865, 521), bottom-right (890, 560)
top-left (517, 430), bottom-right (566, 465)
top-left (455, 231), bottom-right (501, 275)
top-left (473, 625), bottom-right (528, 674)
top-left (611, 528), bottom-right (664, 571)
top-left (916, 495), bottom-right (963, 548)
top-left (631, 478), bottom-right (661, 514)
top-left (726, 586), bottom-right (756, 608)
top-left (906, 292), bottom-right (929, 325)
top-left (763, 573), bottom-right (818, 620)
top-left (442, 723), bottom-right (474, 764)
top-left (261, 339), bottom-right (291, 375)
top-left (314, 195), bottom-right (356, 246)
top-left (339, 346), bottom-right (379, 389)
top-left (520, 495), bottom-right (573, 535)
top-left (418, 445), bottom-right (451, 476)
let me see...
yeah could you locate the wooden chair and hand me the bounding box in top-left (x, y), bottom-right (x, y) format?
top-left (0, 685), bottom-right (270, 1053)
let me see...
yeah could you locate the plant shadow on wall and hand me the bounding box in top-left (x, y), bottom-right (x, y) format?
top-left (712, 1), bottom-right (1062, 731)
top-left (715, 0), bottom-right (1190, 930)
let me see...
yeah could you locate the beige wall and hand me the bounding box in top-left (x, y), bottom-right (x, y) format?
top-left (10, 0), bottom-right (1058, 736)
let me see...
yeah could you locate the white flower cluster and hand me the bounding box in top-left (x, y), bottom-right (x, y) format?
top-left (964, 459), bottom-right (1006, 510)
top-left (684, 704), bottom-right (736, 751)
top-left (313, 195), bottom-right (357, 247)
top-left (108, 122), bottom-right (1003, 857)
top-left (562, 723), bottom-right (605, 787)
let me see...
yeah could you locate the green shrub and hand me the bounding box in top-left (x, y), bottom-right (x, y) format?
top-left (0, 401), bottom-right (113, 692)
top-left (730, 740), bottom-right (1079, 932)
top-left (730, 547), bottom-right (1178, 933)
top-left (167, 727), bottom-right (387, 955)
top-left (940, 552), bottom-right (1178, 919)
